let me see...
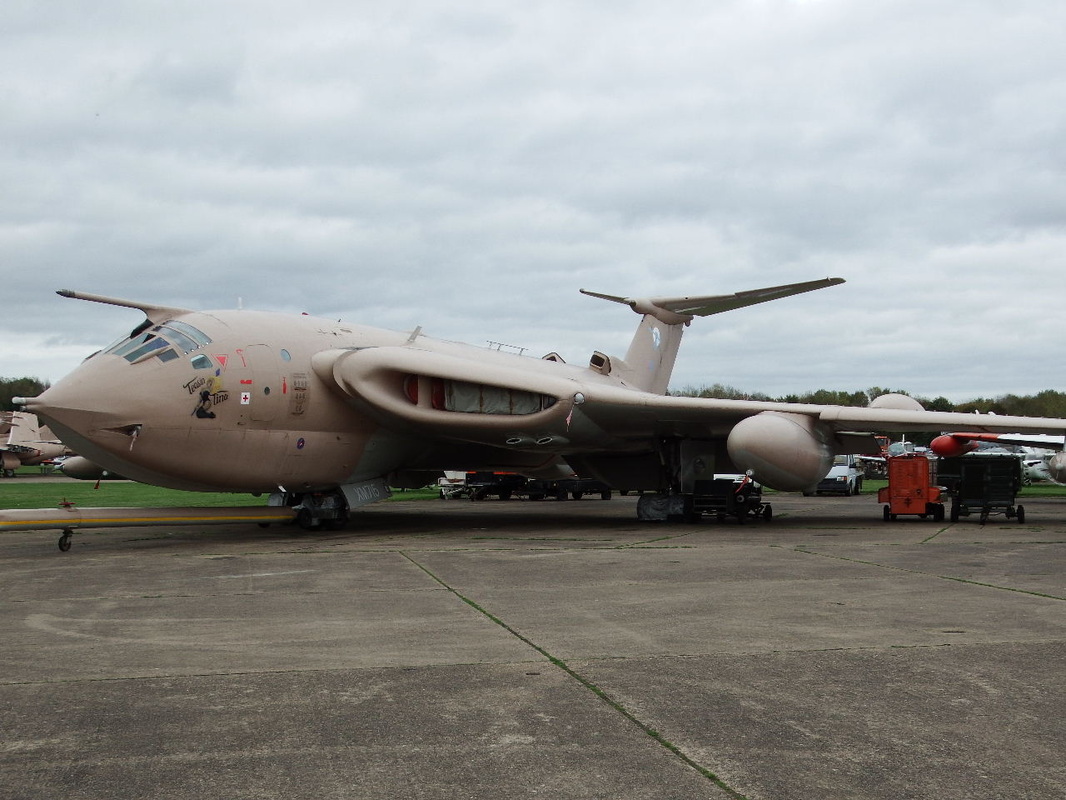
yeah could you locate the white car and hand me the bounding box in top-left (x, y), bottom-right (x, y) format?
top-left (809, 454), bottom-right (864, 495)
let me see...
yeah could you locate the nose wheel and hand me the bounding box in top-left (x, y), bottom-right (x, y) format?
top-left (58, 529), bottom-right (74, 552)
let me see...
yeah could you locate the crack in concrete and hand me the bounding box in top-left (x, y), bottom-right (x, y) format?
top-left (399, 550), bottom-right (750, 800)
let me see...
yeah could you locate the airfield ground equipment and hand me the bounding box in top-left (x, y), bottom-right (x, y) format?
top-left (635, 473), bottom-right (770, 523)
top-left (689, 474), bottom-right (771, 523)
top-left (937, 454), bottom-right (1025, 524)
top-left (877, 453), bottom-right (944, 521)
top-left (438, 471), bottom-right (612, 501)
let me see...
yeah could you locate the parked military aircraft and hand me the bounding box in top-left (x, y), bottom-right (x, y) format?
top-left (932, 432), bottom-right (1066, 483)
top-left (12, 279), bottom-right (1066, 531)
top-left (0, 411), bottom-right (70, 477)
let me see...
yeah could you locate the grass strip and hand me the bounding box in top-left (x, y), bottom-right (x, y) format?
top-left (0, 477), bottom-right (440, 509)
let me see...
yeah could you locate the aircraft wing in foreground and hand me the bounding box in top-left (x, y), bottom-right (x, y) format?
top-left (14, 278), bottom-right (1066, 530)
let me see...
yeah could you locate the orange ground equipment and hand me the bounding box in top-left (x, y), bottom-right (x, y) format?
top-left (877, 453), bottom-right (945, 521)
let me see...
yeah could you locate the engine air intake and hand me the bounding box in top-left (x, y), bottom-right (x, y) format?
top-left (404, 375), bottom-right (555, 415)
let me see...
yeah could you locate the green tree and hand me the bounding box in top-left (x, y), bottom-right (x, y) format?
top-left (1, 377), bottom-right (50, 411)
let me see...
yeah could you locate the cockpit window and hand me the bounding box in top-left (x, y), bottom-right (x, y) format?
top-left (105, 319), bottom-right (212, 364)
top-left (190, 354), bottom-right (213, 370)
top-left (162, 320), bottom-right (212, 351)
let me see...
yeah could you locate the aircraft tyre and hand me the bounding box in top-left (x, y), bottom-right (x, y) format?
top-left (1017, 505), bottom-right (1025, 524)
top-left (322, 513), bottom-right (348, 531)
top-left (58, 530), bottom-right (73, 552)
top-left (296, 508), bottom-right (318, 530)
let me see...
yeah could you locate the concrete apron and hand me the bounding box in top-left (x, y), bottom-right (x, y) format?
top-left (1, 492), bottom-right (1063, 799)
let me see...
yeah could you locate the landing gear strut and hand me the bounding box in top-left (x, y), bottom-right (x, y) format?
top-left (272, 490), bottom-right (350, 531)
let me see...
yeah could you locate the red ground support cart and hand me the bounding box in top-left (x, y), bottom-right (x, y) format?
top-left (877, 454), bottom-right (945, 521)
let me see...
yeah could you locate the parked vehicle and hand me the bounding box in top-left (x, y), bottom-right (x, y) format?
top-left (808, 454), bottom-right (864, 495)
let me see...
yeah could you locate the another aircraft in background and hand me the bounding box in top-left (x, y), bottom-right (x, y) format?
top-left (932, 432), bottom-right (1066, 483)
top-left (14, 278), bottom-right (1066, 529)
top-left (0, 411), bottom-right (70, 477)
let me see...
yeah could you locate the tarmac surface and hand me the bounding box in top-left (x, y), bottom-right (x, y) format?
top-left (1, 490), bottom-right (1064, 799)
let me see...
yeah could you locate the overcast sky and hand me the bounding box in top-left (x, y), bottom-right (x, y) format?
top-left (4, 0), bottom-right (1065, 403)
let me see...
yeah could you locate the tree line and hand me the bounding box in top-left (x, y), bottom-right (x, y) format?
top-left (1, 377), bottom-right (50, 411)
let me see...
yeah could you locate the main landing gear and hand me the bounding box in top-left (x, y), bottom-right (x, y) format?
top-left (271, 490), bottom-right (350, 531)
top-left (634, 438), bottom-right (773, 524)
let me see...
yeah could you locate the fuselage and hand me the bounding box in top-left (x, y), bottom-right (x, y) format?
top-left (25, 308), bottom-right (599, 493)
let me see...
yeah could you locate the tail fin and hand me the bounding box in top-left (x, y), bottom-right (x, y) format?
top-left (580, 277), bottom-right (844, 394)
top-left (5, 412), bottom-right (41, 446)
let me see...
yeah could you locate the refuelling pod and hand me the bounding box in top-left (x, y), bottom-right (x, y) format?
top-left (726, 411), bottom-right (834, 492)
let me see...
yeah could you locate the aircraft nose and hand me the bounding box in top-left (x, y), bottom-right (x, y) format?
top-left (23, 361), bottom-right (142, 446)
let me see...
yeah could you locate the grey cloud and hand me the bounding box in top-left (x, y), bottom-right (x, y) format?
top-left (3, 1), bottom-right (1066, 404)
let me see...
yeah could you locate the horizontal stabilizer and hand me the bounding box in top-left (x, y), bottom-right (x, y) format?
top-left (581, 277), bottom-right (844, 322)
top-left (57, 290), bottom-right (191, 325)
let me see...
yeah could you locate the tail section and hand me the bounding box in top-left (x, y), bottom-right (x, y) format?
top-left (580, 277), bottom-right (844, 394)
top-left (5, 411), bottom-right (42, 447)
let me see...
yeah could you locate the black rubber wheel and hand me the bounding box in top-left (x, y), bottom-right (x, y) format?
top-left (296, 508), bottom-right (317, 530)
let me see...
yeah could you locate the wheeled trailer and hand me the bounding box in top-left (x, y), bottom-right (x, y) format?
top-left (877, 453), bottom-right (945, 521)
top-left (690, 474), bottom-right (771, 523)
top-left (438, 471), bottom-right (613, 501)
top-left (937, 454), bottom-right (1025, 524)
top-left (524, 477), bottom-right (612, 500)
top-left (464, 471), bottom-right (530, 501)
